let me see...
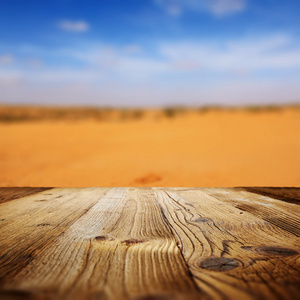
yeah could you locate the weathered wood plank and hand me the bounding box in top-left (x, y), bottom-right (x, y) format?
top-left (0, 187), bottom-right (52, 205)
top-left (204, 188), bottom-right (300, 237)
top-left (241, 187), bottom-right (300, 205)
top-left (155, 188), bottom-right (300, 300)
top-left (1, 188), bottom-right (200, 299)
top-left (1, 187), bottom-right (300, 300)
top-left (0, 187), bottom-right (110, 283)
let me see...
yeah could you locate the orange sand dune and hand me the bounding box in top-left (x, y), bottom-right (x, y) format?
top-left (0, 108), bottom-right (299, 187)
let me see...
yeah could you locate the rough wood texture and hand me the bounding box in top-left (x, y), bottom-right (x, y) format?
top-left (0, 187), bottom-right (52, 205)
top-left (0, 188), bottom-right (299, 300)
top-left (240, 187), bottom-right (300, 205)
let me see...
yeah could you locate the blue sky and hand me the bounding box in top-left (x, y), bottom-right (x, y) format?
top-left (0, 0), bottom-right (300, 106)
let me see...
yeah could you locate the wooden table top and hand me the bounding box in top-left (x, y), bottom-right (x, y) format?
top-left (0, 187), bottom-right (299, 300)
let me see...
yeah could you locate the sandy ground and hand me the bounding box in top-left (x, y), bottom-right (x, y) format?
top-left (0, 108), bottom-right (299, 187)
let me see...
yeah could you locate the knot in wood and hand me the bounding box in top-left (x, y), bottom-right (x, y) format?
top-left (199, 257), bottom-right (239, 271)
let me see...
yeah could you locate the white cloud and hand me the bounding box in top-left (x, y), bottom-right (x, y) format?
top-left (4, 34), bottom-right (300, 86)
top-left (56, 45), bottom-right (169, 78)
top-left (3, 34), bottom-right (300, 83)
top-left (160, 34), bottom-right (300, 72)
top-left (2, 33), bottom-right (300, 106)
top-left (58, 20), bottom-right (89, 32)
top-left (155, 0), bottom-right (247, 17)
top-left (0, 54), bottom-right (14, 64)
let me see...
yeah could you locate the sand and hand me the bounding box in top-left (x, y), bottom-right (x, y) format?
top-left (0, 108), bottom-right (299, 187)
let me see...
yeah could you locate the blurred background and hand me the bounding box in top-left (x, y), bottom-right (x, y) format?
top-left (0, 0), bottom-right (299, 187)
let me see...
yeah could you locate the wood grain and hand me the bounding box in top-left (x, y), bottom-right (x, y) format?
top-left (155, 188), bottom-right (300, 300)
top-left (241, 187), bottom-right (300, 205)
top-left (0, 188), bottom-right (110, 283)
top-left (0, 187), bottom-right (52, 205)
top-left (204, 188), bottom-right (300, 237)
top-left (0, 187), bottom-right (299, 300)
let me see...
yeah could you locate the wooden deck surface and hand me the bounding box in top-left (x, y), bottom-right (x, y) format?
top-left (0, 187), bottom-right (299, 300)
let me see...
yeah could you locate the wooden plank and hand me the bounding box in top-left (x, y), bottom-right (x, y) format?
top-left (0, 188), bottom-right (200, 299)
top-left (1, 187), bottom-right (300, 300)
top-left (155, 188), bottom-right (300, 300)
top-left (204, 188), bottom-right (300, 237)
top-left (241, 187), bottom-right (300, 205)
top-left (0, 187), bottom-right (110, 283)
top-left (0, 187), bottom-right (52, 205)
